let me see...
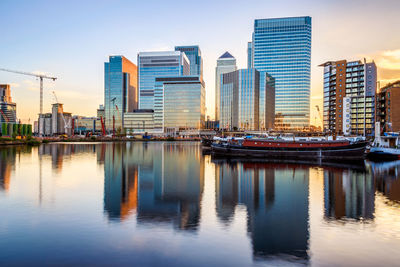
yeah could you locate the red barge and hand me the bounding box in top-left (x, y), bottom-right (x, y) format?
top-left (211, 138), bottom-right (368, 161)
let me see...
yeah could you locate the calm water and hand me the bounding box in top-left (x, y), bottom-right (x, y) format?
top-left (0, 142), bottom-right (399, 266)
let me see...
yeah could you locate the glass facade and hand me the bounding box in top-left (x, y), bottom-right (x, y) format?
top-left (175, 46), bottom-right (203, 80)
top-left (162, 76), bottom-right (205, 131)
top-left (215, 52), bottom-right (237, 121)
top-left (138, 51), bottom-right (190, 110)
top-left (251, 17), bottom-right (311, 130)
top-left (104, 56), bottom-right (137, 131)
top-left (220, 69), bottom-right (260, 130)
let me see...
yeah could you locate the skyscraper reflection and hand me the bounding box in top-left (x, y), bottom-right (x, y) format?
top-left (323, 167), bottom-right (375, 220)
top-left (214, 160), bottom-right (309, 261)
top-left (103, 143), bottom-right (138, 221)
top-left (369, 161), bottom-right (400, 203)
top-left (0, 147), bottom-right (21, 191)
top-left (102, 142), bottom-right (204, 229)
top-left (137, 143), bottom-right (204, 231)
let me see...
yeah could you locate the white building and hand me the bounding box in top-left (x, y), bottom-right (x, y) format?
top-left (215, 52), bottom-right (237, 121)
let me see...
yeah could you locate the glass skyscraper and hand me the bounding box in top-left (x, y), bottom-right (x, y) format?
top-left (250, 17), bottom-right (312, 130)
top-left (220, 69), bottom-right (260, 131)
top-left (175, 46), bottom-right (203, 80)
top-left (104, 56), bottom-right (137, 131)
top-left (161, 76), bottom-right (205, 132)
top-left (138, 51), bottom-right (190, 110)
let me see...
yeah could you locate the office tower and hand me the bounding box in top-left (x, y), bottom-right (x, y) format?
top-left (376, 80), bottom-right (400, 132)
top-left (247, 42), bottom-right (253, 69)
top-left (0, 84), bottom-right (16, 123)
top-left (215, 52), bottom-right (237, 121)
top-left (104, 56), bottom-right (138, 131)
top-left (138, 51), bottom-right (190, 110)
top-left (250, 17), bottom-right (312, 130)
top-left (320, 60), bottom-right (377, 136)
top-left (157, 76), bottom-right (205, 132)
top-left (175, 46), bottom-right (203, 80)
top-left (220, 69), bottom-right (262, 130)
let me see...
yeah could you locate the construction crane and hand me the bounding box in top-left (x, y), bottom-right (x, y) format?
top-left (0, 67), bottom-right (57, 137)
top-left (52, 91), bottom-right (71, 135)
top-left (315, 105), bottom-right (323, 126)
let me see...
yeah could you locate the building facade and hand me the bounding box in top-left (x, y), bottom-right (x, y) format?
top-left (220, 69), bottom-right (260, 131)
top-left (321, 60), bottom-right (377, 136)
top-left (162, 76), bottom-right (205, 132)
top-left (104, 56), bottom-right (138, 131)
top-left (215, 52), bottom-right (237, 121)
top-left (376, 80), bottom-right (400, 133)
top-left (175, 46), bottom-right (203, 80)
top-left (250, 17), bottom-right (312, 130)
top-left (123, 110), bottom-right (155, 134)
top-left (138, 51), bottom-right (190, 110)
top-left (0, 84), bottom-right (17, 123)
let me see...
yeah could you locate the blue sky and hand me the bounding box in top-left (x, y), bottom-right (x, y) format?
top-left (1, 0), bottom-right (400, 125)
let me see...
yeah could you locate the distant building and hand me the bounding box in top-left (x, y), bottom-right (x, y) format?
top-left (38, 103), bottom-right (72, 136)
top-left (138, 51), bottom-right (190, 111)
top-left (0, 84), bottom-right (17, 123)
top-left (175, 45), bottom-right (203, 80)
top-left (73, 116), bottom-right (101, 134)
top-left (97, 104), bottom-right (105, 119)
top-left (220, 69), bottom-right (261, 131)
top-left (320, 60), bottom-right (377, 136)
top-left (104, 55), bottom-right (138, 131)
top-left (250, 17), bottom-right (312, 130)
top-left (161, 76), bottom-right (205, 133)
top-left (123, 109), bottom-right (155, 134)
top-left (376, 80), bottom-right (400, 133)
top-left (215, 52), bottom-right (237, 121)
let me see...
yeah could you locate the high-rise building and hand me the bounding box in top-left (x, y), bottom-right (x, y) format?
top-left (220, 69), bottom-right (261, 131)
top-left (250, 17), bottom-right (312, 130)
top-left (159, 76), bottom-right (205, 132)
top-left (215, 52), bottom-right (237, 121)
top-left (104, 56), bottom-right (138, 131)
top-left (175, 46), bottom-right (203, 80)
top-left (376, 80), bottom-right (400, 133)
top-left (0, 84), bottom-right (17, 123)
top-left (138, 51), bottom-right (190, 111)
top-left (320, 60), bottom-right (377, 136)
top-left (247, 42), bottom-right (253, 69)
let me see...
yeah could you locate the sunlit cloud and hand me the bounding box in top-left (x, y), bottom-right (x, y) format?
top-left (360, 49), bottom-right (400, 87)
top-left (23, 80), bottom-right (39, 92)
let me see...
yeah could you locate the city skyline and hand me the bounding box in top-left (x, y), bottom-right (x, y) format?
top-left (1, 0), bottom-right (400, 126)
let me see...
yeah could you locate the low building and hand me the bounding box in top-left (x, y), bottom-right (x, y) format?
top-left (376, 80), bottom-right (400, 133)
top-left (38, 103), bottom-right (72, 136)
top-left (73, 116), bottom-right (101, 134)
top-left (123, 109), bottom-right (154, 134)
top-left (0, 84), bottom-right (17, 123)
top-left (97, 105), bottom-right (105, 119)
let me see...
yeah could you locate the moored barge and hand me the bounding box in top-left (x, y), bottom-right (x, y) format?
top-left (211, 138), bottom-right (368, 161)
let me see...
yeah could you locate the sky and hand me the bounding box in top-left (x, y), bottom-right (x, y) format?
top-left (1, 0), bottom-right (400, 126)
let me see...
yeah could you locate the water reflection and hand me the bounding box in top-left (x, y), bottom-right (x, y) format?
top-left (101, 143), bottom-right (204, 231)
top-left (214, 159), bottom-right (309, 261)
top-left (0, 143), bottom-right (400, 266)
top-left (324, 169), bottom-right (375, 220)
top-left (0, 146), bottom-right (30, 191)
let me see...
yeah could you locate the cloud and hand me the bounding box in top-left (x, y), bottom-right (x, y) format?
top-left (23, 80), bottom-right (39, 92)
top-left (9, 82), bottom-right (20, 88)
top-left (360, 49), bottom-right (400, 87)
